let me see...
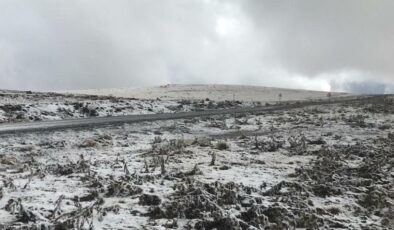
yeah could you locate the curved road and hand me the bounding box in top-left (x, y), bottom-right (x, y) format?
top-left (0, 95), bottom-right (385, 135)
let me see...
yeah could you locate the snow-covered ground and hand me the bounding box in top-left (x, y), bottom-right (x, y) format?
top-left (63, 84), bottom-right (348, 102)
top-left (0, 94), bottom-right (177, 124)
top-left (0, 90), bottom-right (257, 124)
top-left (0, 89), bottom-right (393, 229)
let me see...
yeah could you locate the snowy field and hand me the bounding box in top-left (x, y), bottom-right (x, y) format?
top-left (63, 84), bottom-right (348, 102)
top-left (0, 89), bottom-right (393, 229)
top-left (0, 89), bottom-right (262, 124)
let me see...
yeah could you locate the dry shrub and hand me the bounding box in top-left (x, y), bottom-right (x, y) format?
top-left (326, 207), bottom-right (341, 215)
top-left (215, 142), bottom-right (229, 150)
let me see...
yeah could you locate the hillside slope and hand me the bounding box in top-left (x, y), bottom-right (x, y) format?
top-left (64, 84), bottom-right (348, 102)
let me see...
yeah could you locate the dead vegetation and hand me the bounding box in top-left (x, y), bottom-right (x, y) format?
top-left (0, 94), bottom-right (393, 229)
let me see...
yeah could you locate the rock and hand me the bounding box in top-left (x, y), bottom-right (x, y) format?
top-left (241, 198), bottom-right (255, 207)
top-left (80, 139), bottom-right (96, 148)
top-left (0, 156), bottom-right (19, 165)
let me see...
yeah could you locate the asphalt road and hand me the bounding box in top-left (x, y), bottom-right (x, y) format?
top-left (0, 95), bottom-right (385, 135)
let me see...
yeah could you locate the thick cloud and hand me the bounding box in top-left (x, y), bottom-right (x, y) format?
top-left (241, 1), bottom-right (394, 75)
top-left (241, 0), bottom-right (394, 93)
top-left (0, 0), bottom-right (393, 92)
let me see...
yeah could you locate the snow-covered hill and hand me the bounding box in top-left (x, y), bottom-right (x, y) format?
top-left (64, 84), bottom-right (348, 102)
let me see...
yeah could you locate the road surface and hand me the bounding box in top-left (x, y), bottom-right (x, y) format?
top-left (0, 95), bottom-right (386, 135)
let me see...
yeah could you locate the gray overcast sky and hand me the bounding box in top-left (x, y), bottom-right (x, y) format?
top-left (0, 0), bottom-right (394, 93)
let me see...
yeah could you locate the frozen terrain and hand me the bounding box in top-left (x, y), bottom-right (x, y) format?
top-left (0, 89), bottom-right (262, 124)
top-left (0, 89), bottom-right (393, 229)
top-left (63, 84), bottom-right (348, 102)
